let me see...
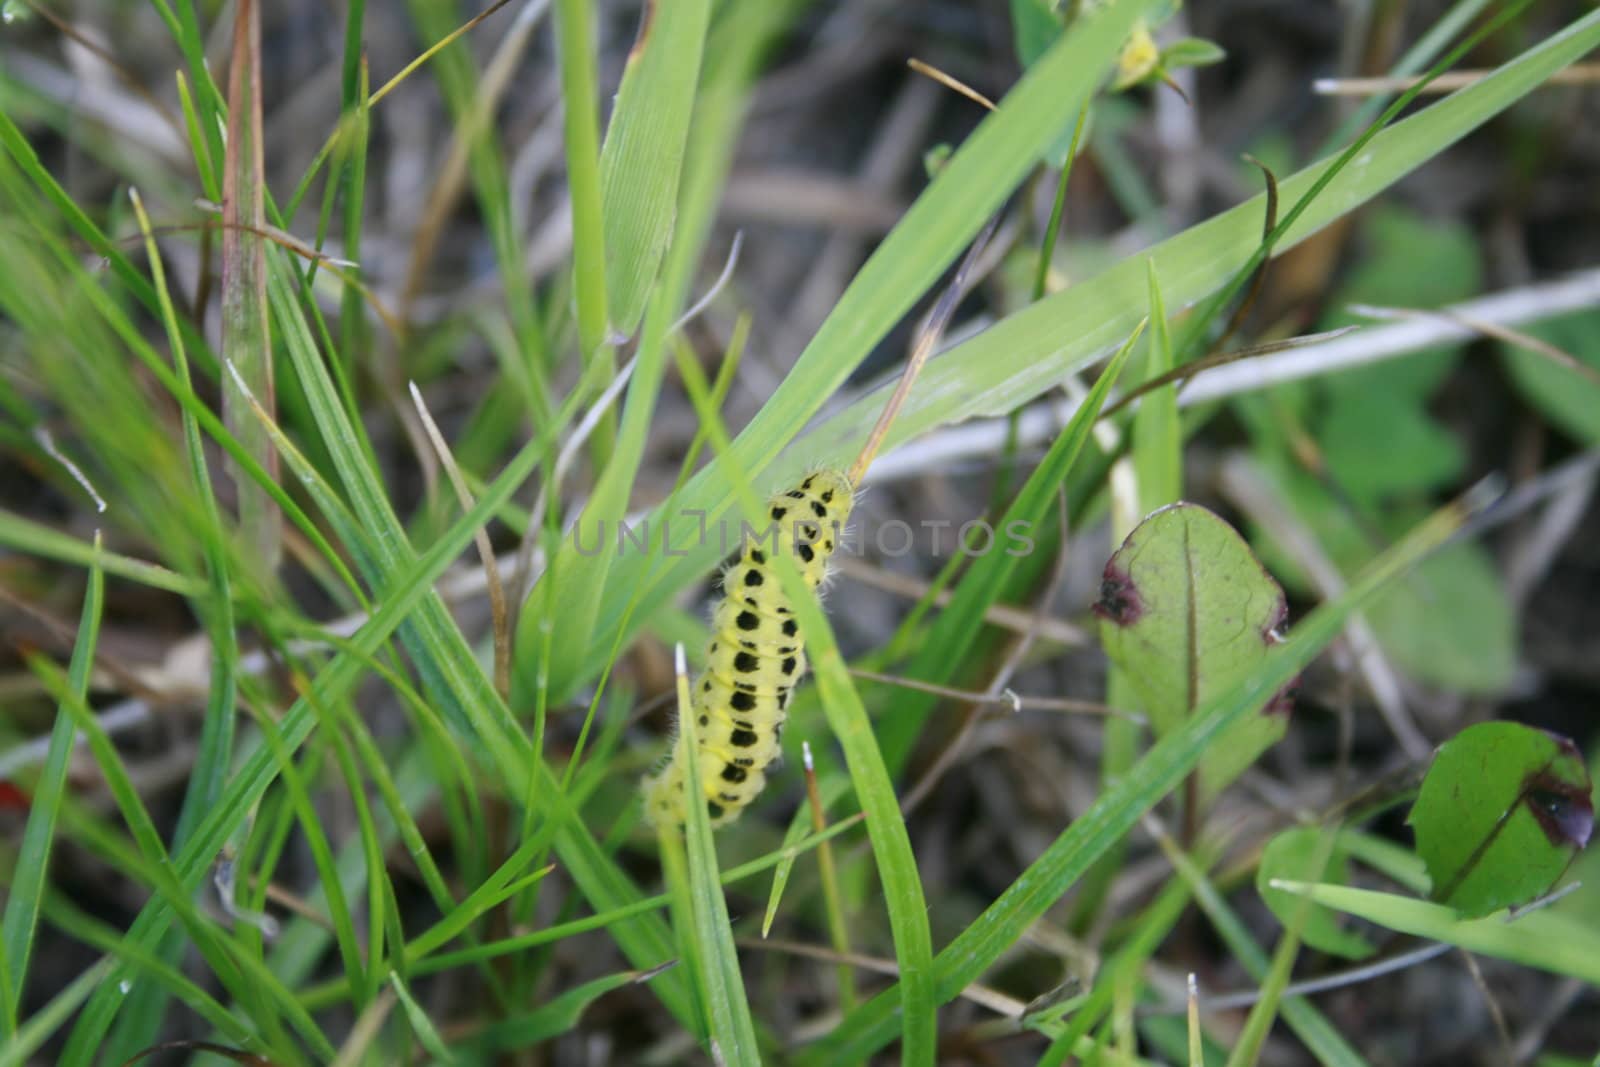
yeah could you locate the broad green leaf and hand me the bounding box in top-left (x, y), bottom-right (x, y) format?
top-left (1095, 503), bottom-right (1291, 800)
top-left (1408, 721), bottom-right (1594, 918)
top-left (1322, 206), bottom-right (1483, 397)
top-left (1256, 828), bottom-right (1375, 959)
top-left (1313, 206), bottom-right (1482, 501)
top-left (1500, 309), bottom-right (1600, 444)
top-left (599, 0), bottom-right (712, 336)
top-left (1319, 388), bottom-right (1464, 500)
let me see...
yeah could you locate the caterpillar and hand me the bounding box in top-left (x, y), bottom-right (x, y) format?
top-left (641, 468), bottom-right (854, 828)
top-left (639, 212), bottom-right (998, 830)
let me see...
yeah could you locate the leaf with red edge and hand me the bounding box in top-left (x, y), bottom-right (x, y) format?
top-left (1409, 721), bottom-right (1594, 918)
top-left (1095, 503), bottom-right (1294, 801)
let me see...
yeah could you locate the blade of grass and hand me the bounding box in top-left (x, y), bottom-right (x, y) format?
top-left (0, 959), bottom-right (113, 1067)
top-left (1033, 841), bottom-right (1216, 1065)
top-left (40, 893), bottom-right (256, 1051)
top-left (220, 0), bottom-right (279, 570)
top-left (57, 408), bottom-right (569, 1057)
top-left (671, 642), bottom-right (763, 1063)
top-left (599, 0), bottom-right (712, 336)
top-left (1269, 882), bottom-right (1600, 984)
top-left (533, 277), bottom-right (674, 729)
top-left (0, 513), bottom-right (199, 596)
top-left (803, 484), bottom-right (1490, 1063)
top-left (551, 0), bottom-right (616, 467)
top-left (1223, 833), bottom-right (1338, 1067)
top-left (389, 973), bottom-right (457, 1064)
top-left (36, 664), bottom-right (336, 1065)
top-left (0, 533), bottom-right (103, 1037)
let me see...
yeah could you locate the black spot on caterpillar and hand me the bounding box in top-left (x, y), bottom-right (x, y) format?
top-left (642, 469), bottom-right (853, 829)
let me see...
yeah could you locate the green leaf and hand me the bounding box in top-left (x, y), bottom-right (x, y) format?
top-left (1500, 309), bottom-right (1600, 444)
top-left (1161, 37), bottom-right (1227, 69)
top-left (1, 534), bottom-right (103, 1035)
top-left (1009, 0), bottom-right (1062, 69)
top-left (599, 0), bottom-right (712, 336)
top-left (1408, 721), bottom-right (1594, 918)
top-left (1318, 389), bottom-right (1464, 500)
top-left (1095, 503), bottom-right (1291, 800)
top-left (673, 652), bottom-right (763, 1064)
top-left (1365, 542), bottom-right (1515, 693)
top-left (1256, 828), bottom-right (1376, 960)
top-left (1312, 206), bottom-right (1483, 500)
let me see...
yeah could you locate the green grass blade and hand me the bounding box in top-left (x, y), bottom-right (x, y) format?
top-left (57, 416), bottom-right (557, 1056)
top-left (672, 645), bottom-right (763, 1063)
top-left (460, 969), bottom-right (649, 1052)
top-left (0, 512), bottom-right (199, 596)
top-left (553, 0), bottom-right (611, 356)
top-left (1270, 882), bottom-right (1600, 985)
top-left (804, 487), bottom-right (1486, 1062)
top-left (599, 0), bottom-right (712, 336)
top-left (531, 284), bottom-right (674, 711)
top-left (0, 959), bottom-right (114, 1067)
top-left (390, 973), bottom-right (458, 1064)
top-left (118, 184), bottom-right (249, 1056)
top-left (1134, 258), bottom-right (1181, 511)
top-left (0, 533), bottom-right (103, 1035)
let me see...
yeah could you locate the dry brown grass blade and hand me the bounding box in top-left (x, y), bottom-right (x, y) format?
top-left (221, 0), bottom-right (279, 569)
top-left (410, 383), bottom-right (511, 699)
top-left (906, 57), bottom-right (996, 111)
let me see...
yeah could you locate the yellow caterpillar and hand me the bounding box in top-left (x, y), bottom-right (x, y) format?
top-left (640, 212), bottom-right (997, 830)
top-left (642, 469), bottom-right (854, 828)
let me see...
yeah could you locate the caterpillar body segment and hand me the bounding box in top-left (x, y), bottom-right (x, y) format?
top-left (642, 469), bottom-right (854, 828)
